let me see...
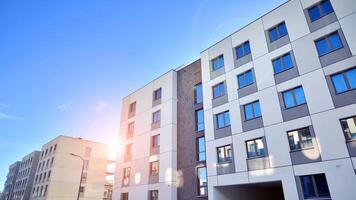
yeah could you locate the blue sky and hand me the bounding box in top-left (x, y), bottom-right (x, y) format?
top-left (0, 0), bottom-right (285, 189)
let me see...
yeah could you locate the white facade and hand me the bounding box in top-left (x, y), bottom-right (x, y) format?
top-left (201, 0), bottom-right (356, 200)
top-left (113, 71), bottom-right (178, 200)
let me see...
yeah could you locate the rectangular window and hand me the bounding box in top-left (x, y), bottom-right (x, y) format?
top-left (151, 134), bottom-right (160, 148)
top-left (340, 116), bottom-right (356, 140)
top-left (150, 161), bottom-right (159, 176)
top-left (152, 111), bottom-right (161, 124)
top-left (216, 111), bottom-right (230, 129)
top-left (238, 69), bottom-right (254, 88)
top-left (125, 144), bottom-right (132, 157)
top-left (282, 86), bottom-right (306, 109)
top-left (244, 101), bottom-right (261, 120)
top-left (246, 138), bottom-right (266, 158)
top-left (197, 167), bottom-right (208, 196)
top-left (331, 67), bottom-right (356, 94)
top-left (195, 109), bottom-right (205, 132)
top-left (127, 122), bottom-right (134, 138)
top-left (79, 186), bottom-right (85, 197)
top-left (212, 82), bottom-right (225, 98)
top-left (315, 32), bottom-right (343, 56)
top-left (194, 83), bottom-right (203, 104)
top-left (308, 0), bottom-right (334, 22)
top-left (149, 190), bottom-right (158, 200)
top-left (235, 41), bottom-right (251, 59)
top-left (272, 53), bottom-right (294, 74)
top-left (197, 137), bottom-right (206, 161)
top-left (300, 174), bottom-right (330, 199)
top-left (217, 145), bottom-right (232, 164)
top-left (269, 22), bottom-right (288, 42)
top-left (153, 88), bottom-right (162, 101)
top-left (287, 127), bottom-right (313, 151)
top-left (83, 160), bottom-right (89, 170)
top-left (122, 167), bottom-right (130, 186)
top-left (120, 193), bottom-right (129, 200)
top-left (129, 102), bottom-right (136, 114)
top-left (81, 172), bottom-right (88, 183)
top-left (211, 55), bottom-right (224, 71)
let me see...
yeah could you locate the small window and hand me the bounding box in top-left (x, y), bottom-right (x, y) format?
top-left (340, 116), bottom-right (356, 141)
top-left (81, 172), bottom-right (88, 183)
top-left (246, 138), bottom-right (266, 158)
top-left (54, 144), bottom-right (57, 152)
top-left (149, 190), bottom-right (159, 200)
top-left (127, 122), bottom-right (135, 138)
top-left (216, 111), bottom-right (230, 129)
top-left (287, 127), bottom-right (313, 151)
top-left (50, 157), bottom-right (54, 167)
top-left (129, 102), bottom-right (136, 114)
top-left (300, 174), bottom-right (330, 199)
top-left (195, 109), bottom-right (205, 132)
top-left (150, 161), bottom-right (159, 176)
top-left (315, 32), bottom-right (343, 56)
top-left (244, 101), bottom-right (261, 120)
top-left (44, 185), bottom-right (48, 196)
top-left (83, 160), bottom-right (89, 170)
top-left (152, 110), bottom-right (161, 124)
top-left (217, 145), bottom-right (232, 164)
top-left (197, 137), bottom-right (206, 162)
top-left (212, 82), bottom-right (225, 98)
top-left (211, 55), bottom-right (224, 71)
top-left (272, 53), bottom-right (294, 74)
top-left (235, 41), bottom-right (251, 59)
top-left (238, 69), bottom-right (254, 88)
top-left (331, 67), bottom-right (356, 94)
top-left (308, 0), bottom-right (334, 22)
top-left (269, 22), bottom-right (288, 42)
top-left (151, 134), bottom-right (160, 148)
top-left (194, 83), bottom-right (203, 104)
top-left (197, 167), bottom-right (208, 196)
top-left (121, 193), bottom-right (129, 200)
top-left (122, 167), bottom-right (131, 186)
top-left (282, 86), bottom-right (306, 109)
top-left (79, 186), bottom-right (85, 197)
top-left (153, 88), bottom-right (162, 101)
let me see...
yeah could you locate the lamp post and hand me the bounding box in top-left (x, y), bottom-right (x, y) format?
top-left (69, 153), bottom-right (84, 200)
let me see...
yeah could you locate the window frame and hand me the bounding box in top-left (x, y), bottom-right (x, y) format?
top-left (211, 54), bottom-right (225, 71)
top-left (129, 101), bottom-right (136, 114)
top-left (149, 190), bottom-right (159, 200)
top-left (246, 138), bottom-right (266, 159)
top-left (217, 144), bottom-right (232, 164)
top-left (152, 110), bottom-right (161, 124)
top-left (340, 116), bottom-right (356, 141)
top-left (149, 161), bottom-right (159, 176)
top-left (153, 88), bottom-right (162, 101)
top-left (300, 174), bottom-right (331, 199)
top-left (212, 82), bottom-right (225, 99)
top-left (196, 137), bottom-right (206, 162)
top-left (122, 167), bottom-right (131, 186)
top-left (282, 86), bottom-right (307, 109)
top-left (331, 67), bottom-right (356, 94)
top-left (235, 41), bottom-right (251, 60)
top-left (315, 31), bottom-right (343, 57)
top-left (272, 52), bottom-right (294, 74)
top-left (216, 111), bottom-right (230, 129)
top-left (287, 127), bottom-right (314, 151)
top-left (237, 69), bottom-right (254, 89)
top-left (197, 166), bottom-right (208, 196)
top-left (243, 101), bottom-right (262, 121)
top-left (194, 83), bottom-right (203, 104)
top-left (307, 0), bottom-right (334, 22)
top-left (268, 22), bottom-right (288, 42)
top-left (195, 109), bottom-right (205, 132)
top-left (151, 134), bottom-right (160, 148)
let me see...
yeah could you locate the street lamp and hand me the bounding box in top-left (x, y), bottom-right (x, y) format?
top-left (69, 153), bottom-right (84, 200)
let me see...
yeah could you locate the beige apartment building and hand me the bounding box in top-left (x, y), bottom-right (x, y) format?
top-left (29, 135), bottom-right (114, 200)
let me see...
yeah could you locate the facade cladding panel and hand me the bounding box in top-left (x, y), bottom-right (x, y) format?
top-left (114, 0), bottom-right (356, 199)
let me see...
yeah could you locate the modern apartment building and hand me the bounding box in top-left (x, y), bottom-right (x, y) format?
top-left (114, 0), bottom-right (356, 199)
top-left (29, 135), bottom-right (114, 200)
top-left (12, 151), bottom-right (41, 200)
top-left (2, 162), bottom-right (20, 200)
